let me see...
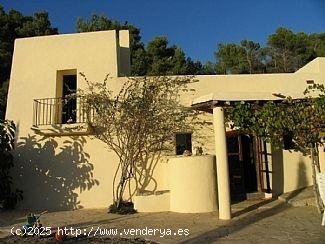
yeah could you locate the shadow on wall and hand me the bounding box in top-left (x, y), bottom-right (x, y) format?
top-left (296, 159), bottom-right (308, 189)
top-left (135, 154), bottom-right (160, 195)
top-left (272, 146), bottom-right (308, 196)
top-left (14, 134), bottom-right (99, 210)
top-left (284, 159), bottom-right (308, 200)
top-left (271, 147), bottom-right (284, 195)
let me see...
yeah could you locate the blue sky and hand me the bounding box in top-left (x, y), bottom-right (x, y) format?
top-left (1, 0), bottom-right (324, 62)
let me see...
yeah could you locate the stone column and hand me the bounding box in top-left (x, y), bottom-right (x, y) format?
top-left (213, 106), bottom-right (231, 220)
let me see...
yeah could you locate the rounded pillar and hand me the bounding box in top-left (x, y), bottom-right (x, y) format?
top-left (213, 106), bottom-right (231, 220)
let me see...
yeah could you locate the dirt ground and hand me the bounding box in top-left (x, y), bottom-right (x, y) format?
top-left (1, 235), bottom-right (156, 244)
top-left (1, 198), bottom-right (324, 243)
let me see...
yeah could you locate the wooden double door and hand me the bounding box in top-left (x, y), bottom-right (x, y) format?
top-left (226, 132), bottom-right (271, 202)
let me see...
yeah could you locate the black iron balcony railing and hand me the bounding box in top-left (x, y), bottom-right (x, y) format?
top-left (33, 97), bottom-right (92, 126)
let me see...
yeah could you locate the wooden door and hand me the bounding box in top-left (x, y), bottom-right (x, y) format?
top-left (254, 138), bottom-right (272, 193)
top-left (226, 132), bottom-right (245, 201)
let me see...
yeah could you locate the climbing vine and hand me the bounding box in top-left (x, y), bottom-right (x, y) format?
top-left (225, 84), bottom-right (325, 212)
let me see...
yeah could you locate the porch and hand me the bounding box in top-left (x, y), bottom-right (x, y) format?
top-left (190, 91), bottom-right (313, 220)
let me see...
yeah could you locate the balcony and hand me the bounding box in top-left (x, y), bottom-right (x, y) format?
top-left (33, 96), bottom-right (93, 135)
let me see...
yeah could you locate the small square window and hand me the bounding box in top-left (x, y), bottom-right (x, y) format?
top-left (176, 133), bottom-right (192, 155)
top-left (283, 131), bottom-right (295, 150)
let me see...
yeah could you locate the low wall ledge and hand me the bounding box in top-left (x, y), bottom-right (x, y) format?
top-left (31, 123), bottom-right (92, 136)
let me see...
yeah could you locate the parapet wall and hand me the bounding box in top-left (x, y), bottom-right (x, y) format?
top-left (134, 155), bottom-right (217, 213)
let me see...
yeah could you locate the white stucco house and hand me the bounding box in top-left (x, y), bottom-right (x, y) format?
top-left (6, 30), bottom-right (325, 219)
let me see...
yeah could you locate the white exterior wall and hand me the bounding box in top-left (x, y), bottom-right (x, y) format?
top-left (6, 31), bottom-right (325, 210)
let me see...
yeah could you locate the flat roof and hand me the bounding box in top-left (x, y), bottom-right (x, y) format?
top-left (191, 91), bottom-right (320, 113)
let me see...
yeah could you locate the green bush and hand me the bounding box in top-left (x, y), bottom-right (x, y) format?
top-left (108, 201), bottom-right (137, 215)
top-left (0, 120), bottom-right (22, 209)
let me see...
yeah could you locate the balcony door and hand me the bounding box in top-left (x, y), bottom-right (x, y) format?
top-left (62, 75), bottom-right (77, 124)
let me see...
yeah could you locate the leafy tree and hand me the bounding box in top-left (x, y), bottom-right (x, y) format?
top-left (0, 7), bottom-right (22, 87)
top-left (146, 36), bottom-right (173, 75)
top-left (215, 40), bottom-right (263, 74)
top-left (0, 88), bottom-right (7, 119)
top-left (0, 120), bottom-right (22, 209)
top-left (240, 40), bottom-right (262, 74)
top-left (310, 33), bottom-right (325, 57)
top-left (146, 36), bottom-right (203, 75)
top-left (186, 58), bottom-right (204, 75)
top-left (16, 12), bottom-right (58, 37)
top-left (266, 27), bottom-right (321, 73)
top-left (79, 74), bottom-right (198, 212)
top-left (266, 27), bottom-right (297, 72)
top-left (214, 28), bottom-right (324, 75)
top-left (214, 43), bottom-right (247, 74)
top-left (170, 47), bottom-right (187, 75)
top-left (130, 47), bottom-right (148, 76)
top-left (76, 14), bottom-right (120, 32)
top-left (201, 61), bottom-right (216, 75)
top-left (225, 84), bottom-right (325, 212)
top-left (292, 32), bottom-right (316, 70)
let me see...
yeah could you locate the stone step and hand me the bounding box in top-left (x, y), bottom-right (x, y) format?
top-left (277, 187), bottom-right (316, 207)
top-left (246, 192), bottom-right (265, 200)
top-left (257, 199), bottom-right (284, 210)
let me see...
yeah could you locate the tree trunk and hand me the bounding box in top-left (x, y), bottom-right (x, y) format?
top-left (115, 159), bottom-right (134, 209)
top-left (116, 165), bottom-right (127, 208)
